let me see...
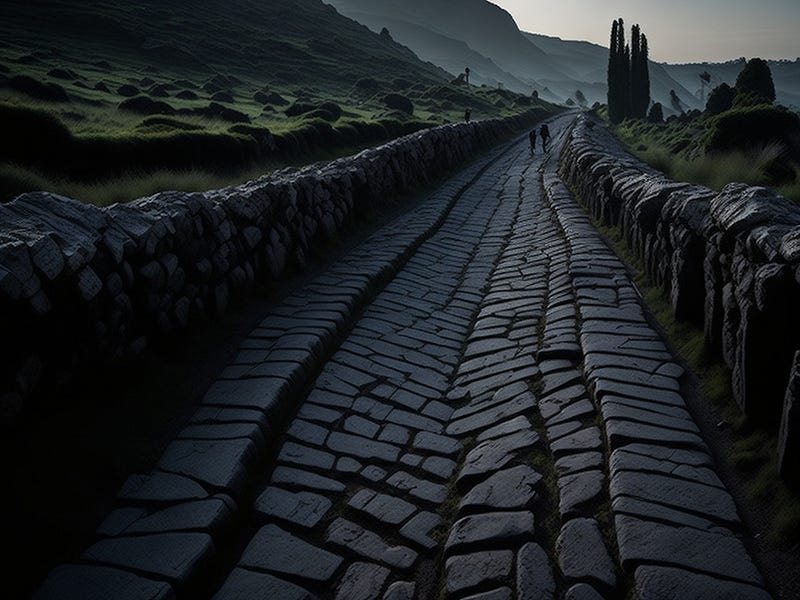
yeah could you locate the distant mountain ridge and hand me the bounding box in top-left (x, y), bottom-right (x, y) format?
top-left (327, 0), bottom-right (800, 112)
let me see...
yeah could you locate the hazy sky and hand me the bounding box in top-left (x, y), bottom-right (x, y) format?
top-left (492, 0), bottom-right (800, 63)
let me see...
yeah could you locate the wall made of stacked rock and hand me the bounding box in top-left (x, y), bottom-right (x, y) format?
top-left (0, 110), bottom-right (544, 424)
top-left (559, 115), bottom-right (800, 484)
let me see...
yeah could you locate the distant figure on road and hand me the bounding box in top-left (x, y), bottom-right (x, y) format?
top-left (540, 123), bottom-right (551, 151)
top-left (464, 108), bottom-right (471, 123)
top-left (529, 129), bottom-right (537, 155)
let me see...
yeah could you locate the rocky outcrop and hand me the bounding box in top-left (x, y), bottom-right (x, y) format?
top-left (0, 110), bottom-right (546, 423)
top-left (560, 115), bottom-right (800, 483)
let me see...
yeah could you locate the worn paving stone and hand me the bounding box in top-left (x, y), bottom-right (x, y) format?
top-left (634, 565), bottom-right (772, 600)
top-left (118, 472), bottom-right (208, 504)
top-left (335, 562), bottom-right (391, 600)
top-left (547, 420), bottom-right (582, 441)
top-left (460, 465), bottom-right (542, 513)
top-left (564, 583), bottom-right (603, 600)
top-left (254, 487), bottom-right (332, 529)
top-left (601, 400), bottom-right (698, 433)
top-left (615, 515), bottom-right (763, 585)
top-left (412, 431), bottom-right (462, 456)
top-left (278, 442), bottom-right (336, 470)
top-left (544, 399), bottom-right (596, 427)
top-left (538, 386), bottom-right (589, 421)
top-left (476, 415), bottom-right (531, 442)
top-left (83, 533), bottom-right (213, 587)
top-left (610, 449), bottom-right (723, 488)
top-left (327, 431), bottom-right (401, 462)
top-left (612, 495), bottom-right (724, 533)
top-left (555, 452), bottom-right (604, 477)
top-left (348, 489), bottom-right (417, 525)
top-left (558, 470), bottom-right (605, 517)
top-left (239, 524), bottom-right (342, 584)
top-left (326, 517), bottom-right (418, 569)
top-left (270, 466), bottom-right (346, 493)
top-left (445, 512), bottom-right (535, 555)
top-left (212, 568), bottom-right (314, 600)
top-left (605, 415), bottom-right (708, 450)
top-left (516, 542), bottom-right (556, 600)
top-left (101, 496), bottom-right (233, 536)
top-left (36, 564), bottom-right (174, 600)
top-left (457, 429), bottom-right (540, 491)
top-left (399, 511), bottom-right (442, 550)
top-left (383, 581), bottom-right (416, 600)
top-left (556, 518), bottom-right (616, 590)
top-left (422, 456), bottom-right (458, 480)
top-left (610, 471), bottom-right (739, 525)
top-left (336, 456), bottom-right (363, 473)
top-left (550, 426), bottom-right (602, 457)
top-left (445, 550), bottom-right (514, 596)
top-left (447, 391), bottom-right (537, 436)
top-left (386, 471), bottom-right (448, 504)
top-left (157, 438), bottom-right (256, 495)
top-left (463, 588), bottom-right (513, 600)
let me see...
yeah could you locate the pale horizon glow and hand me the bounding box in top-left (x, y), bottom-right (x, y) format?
top-left (491, 0), bottom-right (800, 63)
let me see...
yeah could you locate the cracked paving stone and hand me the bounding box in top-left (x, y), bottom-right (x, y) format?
top-left (558, 470), bottom-right (605, 518)
top-left (386, 471), bottom-right (448, 504)
top-left (278, 442), bottom-right (336, 470)
top-left (412, 431), bottom-right (462, 456)
top-left (634, 565), bottom-right (771, 600)
top-left (610, 449), bottom-right (722, 488)
top-left (460, 465), bottom-right (542, 513)
top-left (457, 429), bottom-right (540, 491)
top-left (239, 524), bottom-right (342, 584)
top-left (605, 418), bottom-right (707, 451)
top-left (100, 496), bottom-right (234, 536)
top-left (547, 420), bottom-right (582, 441)
top-left (348, 489), bottom-right (417, 525)
top-left (550, 427), bottom-right (602, 457)
top-left (610, 471), bottom-right (739, 526)
top-left (611, 495), bottom-right (723, 532)
top-left (335, 562), bottom-right (391, 600)
top-left (564, 583), bottom-right (604, 600)
top-left (362, 465), bottom-right (388, 482)
top-left (538, 386), bottom-right (589, 421)
top-left (445, 550), bottom-right (514, 597)
top-left (463, 589), bottom-right (513, 600)
top-left (517, 542), bottom-right (556, 600)
top-left (212, 568), bottom-right (314, 600)
top-left (36, 565), bottom-right (174, 600)
top-left (447, 391), bottom-right (537, 436)
top-left (82, 533), bottom-right (213, 587)
top-left (399, 511), bottom-right (442, 550)
top-left (379, 424), bottom-right (411, 445)
top-left (270, 466), bottom-right (346, 493)
top-left (601, 400), bottom-right (698, 433)
top-left (157, 438), bottom-right (257, 495)
top-left (118, 472), bottom-right (208, 504)
top-left (445, 512), bottom-right (535, 555)
top-left (557, 518), bottom-right (617, 590)
top-left (615, 515), bottom-right (763, 585)
top-left (326, 518), bottom-right (418, 569)
top-left (343, 415), bottom-right (381, 439)
top-left (287, 420), bottom-right (329, 446)
top-left (544, 399), bottom-right (596, 427)
top-left (383, 581), bottom-right (416, 600)
top-left (421, 456), bottom-right (458, 480)
top-left (476, 415), bottom-right (531, 442)
top-left (326, 431), bottom-right (400, 463)
top-left (555, 452), bottom-right (604, 477)
top-left (254, 487), bottom-right (332, 529)
top-left (594, 379), bottom-right (684, 407)
top-left (336, 457), bottom-right (362, 473)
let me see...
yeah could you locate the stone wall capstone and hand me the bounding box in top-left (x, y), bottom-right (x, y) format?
top-left (0, 110), bottom-right (547, 423)
top-left (559, 114), bottom-right (800, 485)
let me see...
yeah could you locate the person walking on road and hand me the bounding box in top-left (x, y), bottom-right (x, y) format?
top-left (540, 123), bottom-right (551, 152)
top-left (464, 108), bottom-right (472, 123)
top-left (529, 129), bottom-right (537, 155)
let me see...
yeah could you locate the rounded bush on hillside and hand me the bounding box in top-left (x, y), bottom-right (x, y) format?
top-left (119, 96), bottom-right (175, 116)
top-left (706, 83), bottom-right (735, 115)
top-left (117, 84), bottom-right (140, 97)
top-left (176, 90), bottom-right (198, 100)
top-left (735, 58), bottom-right (776, 104)
top-left (647, 102), bottom-right (664, 123)
top-left (355, 77), bottom-right (380, 92)
top-left (382, 93), bottom-right (413, 115)
top-left (195, 102), bottom-right (250, 123)
top-left (704, 105), bottom-right (800, 155)
top-left (211, 91), bottom-right (234, 103)
top-left (285, 102), bottom-right (316, 117)
top-left (8, 75), bottom-right (69, 102)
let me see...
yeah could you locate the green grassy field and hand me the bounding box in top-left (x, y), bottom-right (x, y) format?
top-left (0, 0), bottom-right (557, 205)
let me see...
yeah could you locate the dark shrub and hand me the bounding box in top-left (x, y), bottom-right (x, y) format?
top-left (211, 91), bottom-right (234, 103)
top-left (149, 84), bottom-right (171, 98)
top-left (195, 102), bottom-right (250, 123)
top-left (318, 102), bottom-right (342, 120)
top-left (8, 75), bottom-right (69, 101)
top-left (285, 102), bottom-right (316, 117)
top-left (355, 77), bottom-right (380, 92)
top-left (119, 96), bottom-right (175, 115)
top-left (176, 90), bottom-right (198, 100)
top-left (93, 81), bottom-right (110, 93)
top-left (117, 84), bottom-right (140, 97)
top-left (735, 58), bottom-right (776, 103)
top-left (136, 117), bottom-right (203, 132)
top-left (48, 68), bottom-right (79, 80)
top-left (704, 105), bottom-right (800, 154)
top-left (382, 93), bottom-right (413, 115)
top-left (303, 108), bottom-right (339, 122)
top-left (706, 83), bottom-right (735, 115)
top-left (647, 102), bottom-right (664, 123)
top-left (0, 103), bottom-right (72, 165)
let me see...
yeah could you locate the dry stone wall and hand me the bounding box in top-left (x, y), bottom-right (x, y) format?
top-left (560, 114), bottom-right (800, 485)
top-left (0, 110), bottom-right (545, 423)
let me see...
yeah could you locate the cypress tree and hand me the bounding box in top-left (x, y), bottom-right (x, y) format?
top-left (608, 19), bottom-right (651, 122)
top-left (608, 19), bottom-right (623, 124)
top-left (630, 25), bottom-right (641, 117)
top-left (640, 34), bottom-right (651, 116)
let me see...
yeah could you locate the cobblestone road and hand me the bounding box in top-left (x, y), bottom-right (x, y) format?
top-left (37, 114), bottom-right (771, 599)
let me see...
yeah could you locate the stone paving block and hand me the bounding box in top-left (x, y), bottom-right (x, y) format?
top-left (336, 457), bottom-right (363, 473)
top-left (611, 495), bottom-right (725, 532)
top-left (516, 542), bottom-right (556, 600)
top-left (558, 470), bottom-right (605, 517)
top-left (278, 442), bottom-right (336, 470)
top-left (379, 423), bottom-right (411, 445)
top-left (349, 489), bottom-right (417, 525)
top-left (326, 518), bottom-right (418, 569)
top-left (457, 429), bottom-right (540, 491)
top-left (270, 466), bottom-right (346, 493)
top-left (383, 581), bottom-right (416, 600)
top-left (610, 449), bottom-right (723, 488)
top-left (554, 451), bottom-right (604, 477)
top-left (399, 511), bottom-right (442, 550)
top-left (157, 438), bottom-right (256, 495)
top-left (335, 562), bottom-right (391, 600)
top-left (240, 524), bottom-right (342, 584)
top-left (463, 588), bottom-right (513, 600)
top-left (475, 415), bottom-right (531, 442)
top-left (83, 533), bottom-right (214, 587)
top-left (610, 470), bottom-right (739, 525)
top-left (412, 431), bottom-right (462, 456)
top-left (547, 420), bottom-right (582, 441)
top-left (564, 583), bottom-right (604, 600)
top-left (543, 398), bottom-right (595, 427)
top-left (254, 486), bottom-right (332, 529)
top-left (556, 518), bottom-right (616, 590)
top-left (287, 419), bottom-right (330, 446)
top-left (421, 455), bottom-right (458, 480)
top-left (538, 386), bottom-right (589, 421)
top-left (386, 408), bottom-right (444, 433)
top-left (447, 391), bottom-right (536, 436)
top-left (446, 550), bottom-right (514, 597)
top-left (601, 400), bottom-right (698, 433)
top-left (327, 431), bottom-right (401, 462)
top-left (550, 426), bottom-right (602, 457)
top-left (615, 515), bottom-right (763, 585)
top-left (633, 565), bottom-right (772, 600)
top-left (605, 418), bottom-right (707, 451)
top-left (177, 423), bottom-right (266, 452)
top-left (118, 472), bottom-right (208, 504)
top-left (202, 377), bottom-right (289, 415)
top-left (103, 496), bottom-right (234, 536)
top-left (460, 465), bottom-right (542, 513)
top-left (445, 511), bottom-right (535, 555)
top-left (212, 568), bottom-right (314, 600)
top-left (386, 471), bottom-right (448, 504)
top-left (36, 564), bottom-right (174, 600)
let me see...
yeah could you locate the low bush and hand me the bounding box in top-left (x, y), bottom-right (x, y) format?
top-left (382, 93), bottom-right (413, 115)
